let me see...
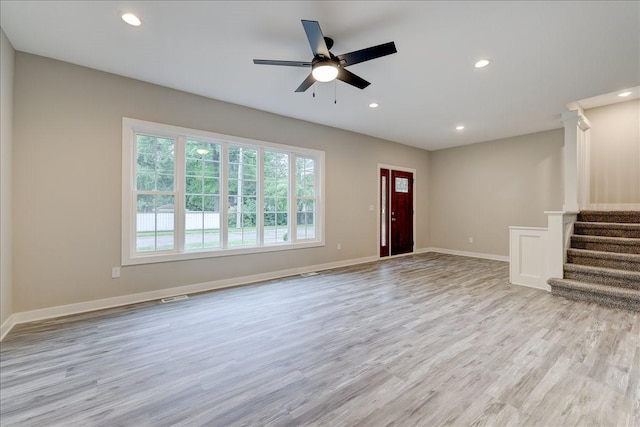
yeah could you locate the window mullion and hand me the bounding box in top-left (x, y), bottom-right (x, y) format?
top-left (220, 143), bottom-right (228, 248)
top-left (131, 132), bottom-right (139, 258)
top-left (290, 154), bottom-right (297, 243)
top-left (257, 148), bottom-right (264, 246)
top-left (314, 156), bottom-right (321, 241)
top-left (176, 136), bottom-right (186, 254)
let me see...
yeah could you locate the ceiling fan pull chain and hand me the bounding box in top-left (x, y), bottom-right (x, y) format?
top-left (334, 80), bottom-right (337, 104)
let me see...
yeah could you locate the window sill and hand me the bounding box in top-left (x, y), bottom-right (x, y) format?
top-left (122, 240), bottom-right (325, 266)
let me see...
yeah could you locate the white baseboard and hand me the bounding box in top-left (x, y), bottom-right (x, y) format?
top-left (414, 248), bottom-right (432, 254)
top-left (0, 255), bottom-right (378, 341)
top-left (0, 249), bottom-right (513, 341)
top-left (1, 314), bottom-right (17, 341)
top-left (510, 281), bottom-right (551, 292)
top-left (425, 247), bottom-right (509, 262)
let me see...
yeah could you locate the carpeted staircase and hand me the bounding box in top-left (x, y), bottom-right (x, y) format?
top-left (547, 210), bottom-right (640, 311)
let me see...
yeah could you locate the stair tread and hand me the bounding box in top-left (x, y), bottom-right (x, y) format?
top-left (567, 248), bottom-right (640, 262)
top-left (548, 278), bottom-right (640, 299)
top-left (564, 263), bottom-right (640, 278)
top-left (578, 211), bottom-right (640, 224)
top-left (553, 211), bottom-right (640, 310)
top-left (572, 235), bottom-right (640, 244)
top-left (575, 222), bottom-right (640, 229)
top-left (580, 210), bottom-right (640, 215)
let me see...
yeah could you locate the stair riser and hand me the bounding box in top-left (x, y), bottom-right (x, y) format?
top-left (551, 286), bottom-right (640, 312)
top-left (571, 240), bottom-right (640, 254)
top-left (574, 227), bottom-right (640, 238)
top-left (564, 270), bottom-right (640, 290)
top-left (567, 254), bottom-right (640, 272)
top-left (578, 213), bottom-right (640, 223)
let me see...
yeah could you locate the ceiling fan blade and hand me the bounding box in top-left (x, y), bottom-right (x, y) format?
top-left (295, 73), bottom-right (316, 92)
top-left (337, 42), bottom-right (397, 67)
top-left (253, 59), bottom-right (312, 67)
top-left (301, 20), bottom-right (330, 58)
top-left (337, 68), bottom-right (370, 90)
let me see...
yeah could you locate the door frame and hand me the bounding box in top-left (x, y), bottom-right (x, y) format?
top-left (377, 163), bottom-right (417, 259)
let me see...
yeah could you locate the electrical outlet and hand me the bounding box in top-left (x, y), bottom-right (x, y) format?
top-left (111, 267), bottom-right (121, 279)
top-left (337, 243), bottom-right (342, 250)
top-left (468, 237), bottom-right (474, 244)
top-left (369, 204), bottom-right (375, 211)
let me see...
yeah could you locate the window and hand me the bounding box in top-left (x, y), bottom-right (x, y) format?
top-left (395, 177), bottom-right (409, 193)
top-left (228, 146), bottom-right (258, 247)
top-left (135, 134), bottom-right (176, 252)
top-left (263, 151), bottom-right (289, 244)
top-left (122, 118), bottom-right (324, 265)
top-left (185, 140), bottom-right (221, 250)
top-left (296, 157), bottom-right (316, 240)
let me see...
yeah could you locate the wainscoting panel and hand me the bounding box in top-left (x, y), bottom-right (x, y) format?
top-left (509, 227), bottom-right (549, 290)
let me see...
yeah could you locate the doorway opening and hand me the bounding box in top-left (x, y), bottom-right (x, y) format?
top-left (379, 167), bottom-right (414, 257)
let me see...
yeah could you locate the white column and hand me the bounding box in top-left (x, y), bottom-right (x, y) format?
top-left (561, 111), bottom-right (580, 212)
top-left (578, 125), bottom-right (591, 210)
top-left (561, 109), bottom-right (591, 212)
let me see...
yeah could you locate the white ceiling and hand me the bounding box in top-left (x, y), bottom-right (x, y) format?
top-left (1, 1), bottom-right (639, 151)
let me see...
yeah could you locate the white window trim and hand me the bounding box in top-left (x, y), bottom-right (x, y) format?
top-left (122, 117), bottom-right (325, 266)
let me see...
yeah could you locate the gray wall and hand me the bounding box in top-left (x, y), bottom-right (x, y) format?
top-left (1, 28), bottom-right (14, 325)
top-left (12, 51), bottom-right (630, 316)
top-left (12, 53), bottom-right (431, 313)
top-left (429, 129), bottom-right (564, 256)
top-left (587, 99), bottom-right (640, 204)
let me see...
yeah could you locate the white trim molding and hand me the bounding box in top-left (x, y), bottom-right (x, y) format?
top-left (1, 314), bottom-right (17, 341)
top-left (424, 247), bottom-right (509, 262)
top-left (0, 255), bottom-right (377, 341)
top-left (1, 248), bottom-right (519, 341)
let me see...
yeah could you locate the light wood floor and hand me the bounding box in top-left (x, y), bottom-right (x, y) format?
top-left (1, 253), bottom-right (639, 426)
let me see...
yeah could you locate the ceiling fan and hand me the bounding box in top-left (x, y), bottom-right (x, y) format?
top-left (253, 20), bottom-right (397, 92)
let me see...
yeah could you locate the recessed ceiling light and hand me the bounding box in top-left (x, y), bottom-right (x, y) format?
top-left (121, 12), bottom-right (141, 27)
top-left (369, 102), bottom-right (379, 108)
top-left (456, 125), bottom-right (465, 130)
top-left (618, 91), bottom-right (632, 97)
top-left (474, 59), bottom-right (491, 68)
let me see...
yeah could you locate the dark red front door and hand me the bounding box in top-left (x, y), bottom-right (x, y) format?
top-left (390, 170), bottom-right (413, 255)
top-left (380, 169), bottom-right (414, 257)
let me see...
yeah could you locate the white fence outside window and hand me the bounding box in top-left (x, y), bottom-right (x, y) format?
top-left (137, 212), bottom-right (220, 232)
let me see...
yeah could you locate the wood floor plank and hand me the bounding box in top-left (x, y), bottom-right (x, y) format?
top-left (1, 253), bottom-right (639, 426)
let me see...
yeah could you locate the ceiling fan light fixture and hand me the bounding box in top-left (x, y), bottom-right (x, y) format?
top-left (254, 20), bottom-right (396, 92)
top-left (312, 63), bottom-right (339, 82)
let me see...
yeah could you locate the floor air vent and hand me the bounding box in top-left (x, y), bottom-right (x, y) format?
top-left (161, 295), bottom-right (189, 303)
top-left (300, 272), bottom-right (318, 277)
